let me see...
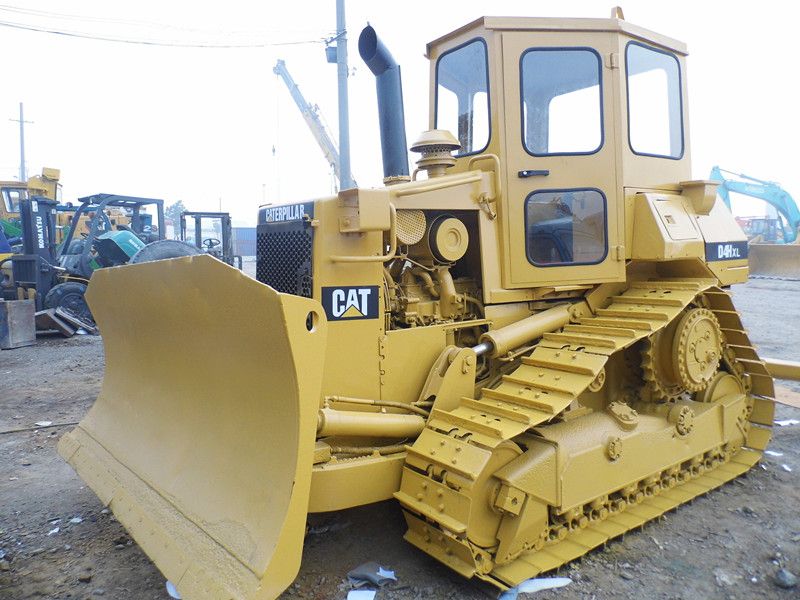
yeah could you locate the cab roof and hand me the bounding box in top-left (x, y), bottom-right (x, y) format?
top-left (426, 16), bottom-right (687, 57)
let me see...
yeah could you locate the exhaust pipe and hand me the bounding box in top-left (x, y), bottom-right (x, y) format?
top-left (358, 25), bottom-right (410, 184)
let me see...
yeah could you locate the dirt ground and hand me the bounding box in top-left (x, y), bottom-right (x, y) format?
top-left (2, 278), bottom-right (799, 600)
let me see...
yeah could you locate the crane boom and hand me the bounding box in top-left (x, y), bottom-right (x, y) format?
top-left (273, 59), bottom-right (355, 188)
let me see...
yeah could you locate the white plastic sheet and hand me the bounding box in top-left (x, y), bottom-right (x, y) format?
top-left (166, 581), bottom-right (182, 599)
top-left (498, 576), bottom-right (572, 599)
top-left (347, 591), bottom-right (376, 600)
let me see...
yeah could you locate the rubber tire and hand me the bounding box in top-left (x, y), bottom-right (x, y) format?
top-left (129, 240), bottom-right (201, 264)
top-left (43, 281), bottom-right (93, 324)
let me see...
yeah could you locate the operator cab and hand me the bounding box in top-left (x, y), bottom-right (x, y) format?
top-left (427, 11), bottom-right (691, 291)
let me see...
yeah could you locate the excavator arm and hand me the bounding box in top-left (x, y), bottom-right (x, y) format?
top-left (710, 166), bottom-right (800, 243)
top-left (710, 166), bottom-right (800, 278)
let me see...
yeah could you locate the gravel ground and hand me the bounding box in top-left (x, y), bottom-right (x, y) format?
top-left (1, 278), bottom-right (799, 600)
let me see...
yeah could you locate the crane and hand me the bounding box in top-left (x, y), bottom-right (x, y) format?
top-left (273, 59), bottom-right (355, 189)
top-left (710, 166), bottom-right (800, 243)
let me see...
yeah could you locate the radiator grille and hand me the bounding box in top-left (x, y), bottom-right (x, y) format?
top-left (256, 221), bottom-right (313, 298)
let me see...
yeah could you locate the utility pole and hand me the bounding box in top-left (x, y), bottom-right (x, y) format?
top-left (334, 0), bottom-right (353, 190)
top-left (9, 102), bottom-right (33, 182)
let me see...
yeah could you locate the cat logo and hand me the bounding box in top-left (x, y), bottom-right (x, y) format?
top-left (321, 286), bottom-right (379, 321)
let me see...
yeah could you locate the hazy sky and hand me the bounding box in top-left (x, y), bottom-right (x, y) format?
top-left (0, 0), bottom-right (796, 224)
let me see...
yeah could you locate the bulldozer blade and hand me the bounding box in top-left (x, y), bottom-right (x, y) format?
top-left (58, 255), bottom-right (327, 600)
top-left (748, 243), bottom-right (800, 279)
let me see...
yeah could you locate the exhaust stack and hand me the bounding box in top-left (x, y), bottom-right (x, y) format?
top-left (358, 25), bottom-right (410, 184)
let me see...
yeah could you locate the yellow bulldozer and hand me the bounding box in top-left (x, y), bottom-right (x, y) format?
top-left (0, 168), bottom-right (132, 247)
top-left (0, 167), bottom-right (62, 248)
top-left (0, 167), bottom-right (61, 219)
top-left (58, 10), bottom-right (800, 599)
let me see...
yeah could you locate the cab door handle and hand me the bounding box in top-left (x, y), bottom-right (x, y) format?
top-left (518, 169), bottom-right (550, 178)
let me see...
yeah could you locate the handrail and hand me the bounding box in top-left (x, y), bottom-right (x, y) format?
top-left (393, 173), bottom-right (483, 197)
top-left (468, 153), bottom-right (502, 200)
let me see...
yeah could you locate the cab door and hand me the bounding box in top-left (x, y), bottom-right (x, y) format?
top-left (500, 31), bottom-right (625, 288)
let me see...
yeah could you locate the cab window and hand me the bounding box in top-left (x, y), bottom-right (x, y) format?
top-left (521, 48), bottom-right (603, 155)
top-left (626, 42), bottom-right (683, 158)
top-left (526, 189), bottom-right (607, 266)
top-left (2, 188), bottom-right (26, 213)
top-left (435, 38), bottom-right (490, 156)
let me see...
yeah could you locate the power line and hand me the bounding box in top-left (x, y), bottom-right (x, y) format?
top-left (0, 4), bottom-right (211, 31)
top-left (0, 18), bottom-right (328, 48)
top-left (0, 4), bottom-right (332, 38)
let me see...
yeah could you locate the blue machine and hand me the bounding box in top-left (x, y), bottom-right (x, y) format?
top-left (710, 166), bottom-right (800, 244)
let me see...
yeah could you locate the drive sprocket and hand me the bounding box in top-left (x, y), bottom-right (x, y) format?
top-left (642, 306), bottom-right (723, 401)
top-left (671, 308), bottom-right (723, 392)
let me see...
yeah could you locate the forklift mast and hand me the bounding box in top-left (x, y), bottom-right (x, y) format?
top-left (179, 211), bottom-right (242, 269)
top-left (9, 197), bottom-right (59, 307)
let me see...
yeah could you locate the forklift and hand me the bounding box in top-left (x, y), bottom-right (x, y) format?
top-left (1, 194), bottom-right (199, 322)
top-left (0, 196), bottom-right (60, 310)
top-left (179, 211), bottom-right (242, 269)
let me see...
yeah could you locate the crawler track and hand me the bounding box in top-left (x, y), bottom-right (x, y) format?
top-left (396, 280), bottom-right (775, 588)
